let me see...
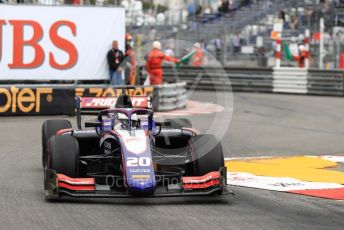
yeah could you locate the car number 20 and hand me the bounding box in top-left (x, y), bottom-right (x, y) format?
top-left (127, 157), bottom-right (151, 167)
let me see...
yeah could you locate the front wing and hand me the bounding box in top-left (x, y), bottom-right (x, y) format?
top-left (44, 168), bottom-right (233, 199)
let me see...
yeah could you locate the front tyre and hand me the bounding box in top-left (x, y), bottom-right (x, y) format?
top-left (189, 134), bottom-right (224, 176)
top-left (47, 135), bottom-right (79, 178)
top-left (189, 134), bottom-right (225, 195)
top-left (44, 135), bottom-right (79, 201)
top-left (42, 120), bottom-right (71, 168)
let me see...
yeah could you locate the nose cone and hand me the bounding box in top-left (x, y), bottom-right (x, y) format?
top-left (127, 177), bottom-right (156, 194)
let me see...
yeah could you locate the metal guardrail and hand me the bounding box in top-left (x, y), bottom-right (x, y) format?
top-left (161, 66), bottom-right (344, 96)
top-left (1, 65), bottom-right (343, 116)
top-left (307, 69), bottom-right (344, 96)
top-left (163, 66), bottom-right (273, 93)
top-left (155, 81), bottom-right (188, 111)
top-left (273, 68), bottom-right (308, 94)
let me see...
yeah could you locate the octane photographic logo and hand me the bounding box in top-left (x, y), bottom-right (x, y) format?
top-left (105, 174), bottom-right (180, 189)
top-left (136, 39), bottom-right (234, 164)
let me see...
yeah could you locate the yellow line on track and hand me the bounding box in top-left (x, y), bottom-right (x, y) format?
top-left (225, 156), bottom-right (344, 184)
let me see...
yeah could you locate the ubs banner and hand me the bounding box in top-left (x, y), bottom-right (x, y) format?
top-left (0, 5), bottom-right (125, 80)
top-left (0, 86), bottom-right (155, 116)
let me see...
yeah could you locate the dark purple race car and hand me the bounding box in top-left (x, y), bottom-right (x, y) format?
top-left (42, 94), bottom-right (230, 200)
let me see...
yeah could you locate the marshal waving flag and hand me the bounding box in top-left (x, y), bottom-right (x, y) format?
top-left (176, 50), bottom-right (197, 68)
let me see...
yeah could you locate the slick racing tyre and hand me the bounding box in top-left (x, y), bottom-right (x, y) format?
top-left (165, 118), bottom-right (192, 129)
top-left (190, 134), bottom-right (224, 176)
top-left (47, 135), bottom-right (79, 178)
top-left (42, 120), bottom-right (71, 168)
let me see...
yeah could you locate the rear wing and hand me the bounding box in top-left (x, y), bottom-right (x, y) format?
top-left (76, 96), bottom-right (152, 129)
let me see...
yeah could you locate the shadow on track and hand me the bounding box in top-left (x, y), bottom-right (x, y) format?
top-left (44, 195), bottom-right (235, 206)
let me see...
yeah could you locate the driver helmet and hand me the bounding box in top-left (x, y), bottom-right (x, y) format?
top-left (114, 112), bottom-right (139, 129)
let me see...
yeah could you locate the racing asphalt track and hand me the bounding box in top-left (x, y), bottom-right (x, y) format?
top-left (0, 91), bottom-right (343, 230)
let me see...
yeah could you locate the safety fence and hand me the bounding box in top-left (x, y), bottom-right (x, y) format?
top-left (154, 81), bottom-right (188, 111)
top-left (0, 83), bottom-right (188, 116)
top-left (162, 66), bottom-right (344, 96)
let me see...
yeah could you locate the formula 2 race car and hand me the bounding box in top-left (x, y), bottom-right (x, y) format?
top-left (42, 94), bottom-right (230, 200)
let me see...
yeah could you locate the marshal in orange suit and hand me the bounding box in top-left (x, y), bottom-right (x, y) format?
top-left (146, 41), bottom-right (179, 85)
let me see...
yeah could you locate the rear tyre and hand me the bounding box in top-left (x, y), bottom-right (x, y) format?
top-left (165, 118), bottom-right (192, 129)
top-left (190, 134), bottom-right (224, 176)
top-left (47, 135), bottom-right (79, 178)
top-left (42, 120), bottom-right (71, 168)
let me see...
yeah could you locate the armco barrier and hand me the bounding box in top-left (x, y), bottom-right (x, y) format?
top-left (162, 66), bottom-right (344, 96)
top-left (1, 67), bottom-right (343, 116)
top-left (0, 83), bottom-right (188, 116)
top-left (163, 66), bottom-right (273, 93)
top-left (273, 68), bottom-right (308, 94)
top-left (154, 82), bottom-right (188, 111)
top-left (307, 69), bottom-right (344, 96)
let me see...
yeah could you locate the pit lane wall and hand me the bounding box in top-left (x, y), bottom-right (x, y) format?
top-left (0, 83), bottom-right (188, 116)
top-left (163, 66), bottom-right (344, 96)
